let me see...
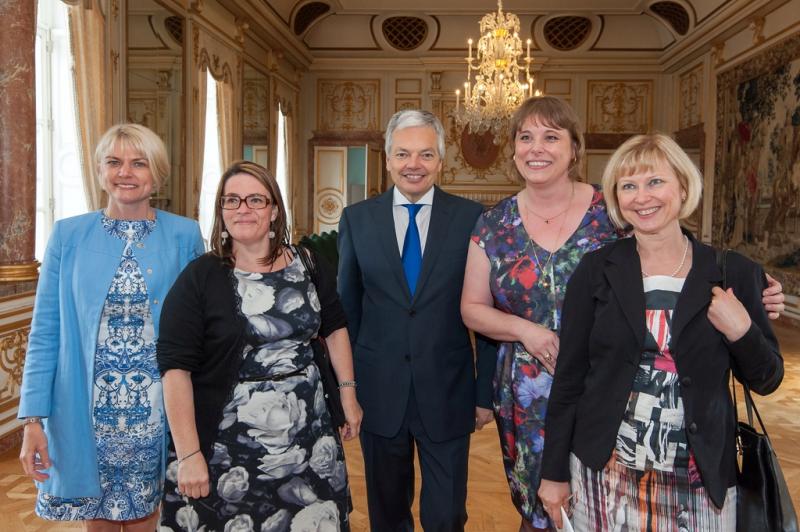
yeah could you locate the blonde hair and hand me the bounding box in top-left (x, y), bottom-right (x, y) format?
top-left (601, 133), bottom-right (702, 229)
top-left (210, 160), bottom-right (290, 266)
top-left (509, 96), bottom-right (585, 181)
top-left (94, 123), bottom-right (169, 190)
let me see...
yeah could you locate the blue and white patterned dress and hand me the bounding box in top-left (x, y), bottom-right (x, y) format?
top-left (37, 216), bottom-right (163, 521)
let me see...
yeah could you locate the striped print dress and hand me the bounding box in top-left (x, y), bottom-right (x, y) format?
top-left (568, 275), bottom-right (735, 531)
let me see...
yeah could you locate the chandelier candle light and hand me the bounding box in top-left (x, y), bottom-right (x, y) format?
top-left (454, 0), bottom-right (540, 144)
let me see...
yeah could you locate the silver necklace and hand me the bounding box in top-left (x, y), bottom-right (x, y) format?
top-left (641, 235), bottom-right (689, 277)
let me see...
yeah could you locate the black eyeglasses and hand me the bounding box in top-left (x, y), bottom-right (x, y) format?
top-left (219, 194), bottom-right (272, 210)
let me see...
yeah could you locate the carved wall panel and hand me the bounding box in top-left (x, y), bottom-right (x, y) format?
top-left (0, 294), bottom-right (33, 450)
top-left (679, 64), bottom-right (703, 129)
top-left (314, 146), bottom-right (347, 233)
top-left (586, 80), bottom-right (653, 134)
top-left (243, 76), bottom-right (269, 145)
top-left (317, 80), bottom-right (381, 131)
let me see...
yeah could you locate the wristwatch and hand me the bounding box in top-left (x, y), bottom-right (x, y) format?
top-left (22, 417), bottom-right (42, 426)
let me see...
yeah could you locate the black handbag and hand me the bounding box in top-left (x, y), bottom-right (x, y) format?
top-left (717, 249), bottom-right (798, 531)
top-left (296, 245), bottom-right (346, 429)
top-left (733, 384), bottom-right (798, 532)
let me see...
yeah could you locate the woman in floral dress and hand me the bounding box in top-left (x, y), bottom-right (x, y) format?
top-left (158, 161), bottom-right (362, 531)
top-left (19, 124), bottom-right (204, 531)
top-left (460, 97), bottom-right (785, 531)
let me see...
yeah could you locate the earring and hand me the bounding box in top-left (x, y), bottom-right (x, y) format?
top-left (268, 230), bottom-right (276, 239)
top-left (221, 230), bottom-right (229, 245)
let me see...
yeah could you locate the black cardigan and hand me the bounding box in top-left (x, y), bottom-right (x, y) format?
top-left (157, 249), bottom-right (346, 460)
top-left (540, 232), bottom-right (783, 509)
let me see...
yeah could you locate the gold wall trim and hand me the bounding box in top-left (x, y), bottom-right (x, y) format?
top-left (0, 291), bottom-right (34, 305)
top-left (0, 262), bottom-right (39, 282)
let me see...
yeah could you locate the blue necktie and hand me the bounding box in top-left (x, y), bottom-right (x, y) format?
top-left (402, 204), bottom-right (423, 295)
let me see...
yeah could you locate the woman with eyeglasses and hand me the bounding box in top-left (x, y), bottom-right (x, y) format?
top-left (157, 161), bottom-right (362, 530)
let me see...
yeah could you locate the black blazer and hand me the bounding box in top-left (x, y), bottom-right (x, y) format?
top-left (337, 186), bottom-right (494, 442)
top-left (541, 231), bottom-right (783, 508)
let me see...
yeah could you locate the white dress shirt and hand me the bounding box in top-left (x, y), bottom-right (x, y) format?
top-left (392, 186), bottom-right (434, 254)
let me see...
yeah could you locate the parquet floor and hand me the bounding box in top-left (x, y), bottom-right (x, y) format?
top-left (1, 321), bottom-right (798, 531)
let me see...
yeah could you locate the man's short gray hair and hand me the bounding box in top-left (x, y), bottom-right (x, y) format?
top-left (384, 109), bottom-right (446, 160)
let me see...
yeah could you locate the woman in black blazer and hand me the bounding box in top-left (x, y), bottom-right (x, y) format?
top-left (538, 133), bottom-right (783, 530)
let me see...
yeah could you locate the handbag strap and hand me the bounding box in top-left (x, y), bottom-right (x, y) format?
top-left (718, 248), bottom-right (771, 440)
top-left (294, 244), bottom-right (319, 286)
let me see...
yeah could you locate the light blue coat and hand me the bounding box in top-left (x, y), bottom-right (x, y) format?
top-left (18, 209), bottom-right (204, 498)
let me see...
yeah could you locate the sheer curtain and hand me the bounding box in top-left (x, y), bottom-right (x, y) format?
top-left (276, 103), bottom-right (292, 232)
top-left (66, 0), bottom-right (107, 210)
top-left (216, 79), bottom-right (236, 170)
top-left (198, 72), bottom-right (222, 245)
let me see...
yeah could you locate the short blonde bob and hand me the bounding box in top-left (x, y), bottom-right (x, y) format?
top-left (94, 123), bottom-right (169, 190)
top-left (601, 133), bottom-right (702, 229)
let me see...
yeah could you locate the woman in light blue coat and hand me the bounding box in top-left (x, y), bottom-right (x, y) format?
top-left (18, 123), bottom-right (204, 531)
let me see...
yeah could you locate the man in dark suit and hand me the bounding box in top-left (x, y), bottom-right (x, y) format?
top-left (337, 109), bottom-right (494, 531)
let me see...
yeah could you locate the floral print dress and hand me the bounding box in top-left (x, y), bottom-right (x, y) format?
top-left (37, 216), bottom-right (163, 521)
top-left (161, 255), bottom-right (350, 532)
top-left (471, 188), bottom-right (617, 528)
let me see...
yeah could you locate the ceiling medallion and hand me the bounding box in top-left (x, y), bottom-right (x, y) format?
top-left (453, 0), bottom-right (540, 145)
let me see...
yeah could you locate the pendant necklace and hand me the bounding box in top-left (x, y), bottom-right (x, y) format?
top-left (523, 181), bottom-right (575, 224)
top-left (523, 187), bottom-right (573, 289)
top-left (640, 235), bottom-right (689, 277)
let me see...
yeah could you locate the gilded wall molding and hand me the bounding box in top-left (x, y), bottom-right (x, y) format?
top-left (586, 80), bottom-right (653, 134)
top-left (0, 327), bottom-right (28, 402)
top-left (679, 64), bottom-right (703, 129)
top-left (317, 80), bottom-right (380, 132)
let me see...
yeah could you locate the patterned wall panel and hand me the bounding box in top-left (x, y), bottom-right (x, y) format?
top-left (317, 80), bottom-right (381, 131)
top-left (586, 80), bottom-right (653, 134)
top-left (679, 64), bottom-right (703, 129)
top-left (243, 76), bottom-right (269, 144)
top-left (0, 294), bottom-right (33, 451)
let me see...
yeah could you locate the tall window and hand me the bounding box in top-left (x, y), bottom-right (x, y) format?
top-left (276, 103), bottom-right (292, 233)
top-left (198, 72), bottom-right (222, 245)
top-left (35, 0), bottom-right (86, 260)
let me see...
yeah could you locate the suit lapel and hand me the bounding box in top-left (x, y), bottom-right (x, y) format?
top-left (370, 188), bottom-right (410, 299)
top-left (605, 237), bottom-right (646, 355)
top-left (412, 187), bottom-right (452, 302)
top-left (670, 236), bottom-right (721, 350)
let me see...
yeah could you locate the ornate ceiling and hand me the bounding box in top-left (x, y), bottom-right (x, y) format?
top-left (250, 0), bottom-right (739, 59)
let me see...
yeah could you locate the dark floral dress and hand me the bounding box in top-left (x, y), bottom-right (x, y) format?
top-left (161, 256), bottom-right (351, 531)
top-left (470, 188), bottom-right (617, 528)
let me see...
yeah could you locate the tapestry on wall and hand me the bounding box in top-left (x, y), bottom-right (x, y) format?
top-left (714, 33), bottom-right (800, 292)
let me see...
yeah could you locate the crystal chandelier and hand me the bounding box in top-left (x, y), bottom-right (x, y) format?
top-left (454, 0), bottom-right (540, 144)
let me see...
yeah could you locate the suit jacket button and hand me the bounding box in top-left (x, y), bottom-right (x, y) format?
top-left (404, 354), bottom-right (410, 361)
top-left (681, 376), bottom-right (692, 387)
top-left (688, 422), bottom-right (698, 434)
top-left (408, 309), bottom-right (416, 316)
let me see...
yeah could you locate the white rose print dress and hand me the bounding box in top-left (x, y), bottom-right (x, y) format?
top-left (161, 255), bottom-right (351, 531)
